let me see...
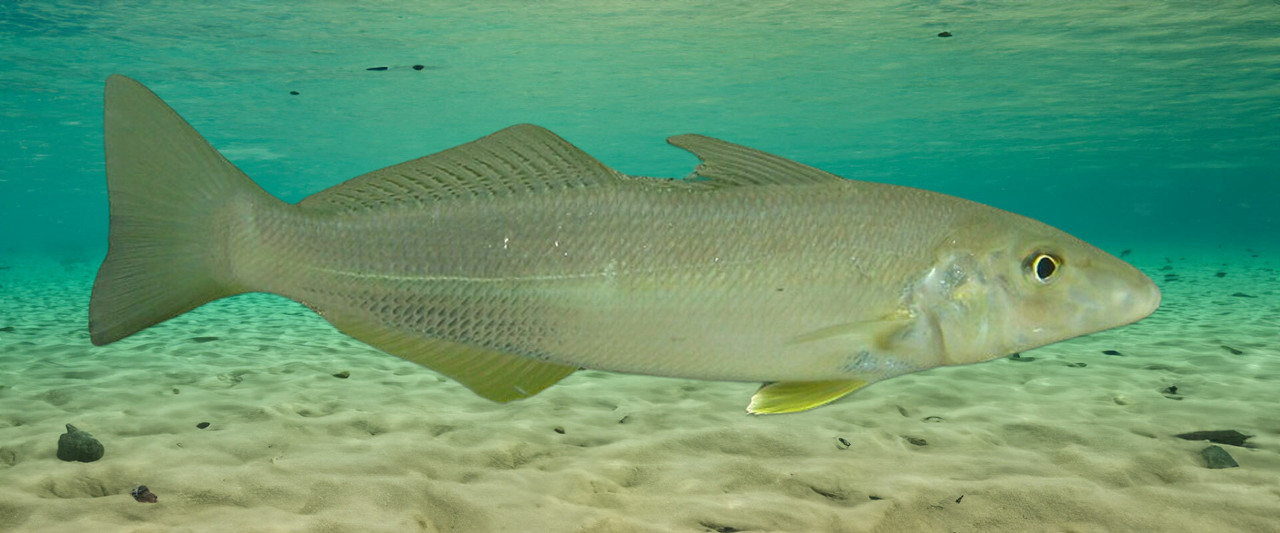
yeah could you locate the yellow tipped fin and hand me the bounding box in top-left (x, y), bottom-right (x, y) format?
top-left (328, 312), bottom-right (576, 403)
top-left (747, 380), bottom-right (869, 415)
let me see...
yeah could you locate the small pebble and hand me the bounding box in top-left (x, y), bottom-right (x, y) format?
top-left (196, 422), bottom-right (210, 429)
top-left (131, 485), bottom-right (158, 503)
top-left (332, 370), bottom-right (350, 379)
top-left (937, 31), bottom-right (952, 37)
top-left (1102, 349), bottom-right (1123, 356)
top-left (553, 426), bottom-right (566, 434)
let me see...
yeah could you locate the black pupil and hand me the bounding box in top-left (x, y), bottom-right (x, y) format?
top-left (1035, 255), bottom-right (1057, 280)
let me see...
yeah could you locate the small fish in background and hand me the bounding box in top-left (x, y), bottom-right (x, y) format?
top-left (89, 75), bottom-right (1161, 414)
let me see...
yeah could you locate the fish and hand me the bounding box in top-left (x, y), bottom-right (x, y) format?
top-left (89, 75), bottom-right (1161, 414)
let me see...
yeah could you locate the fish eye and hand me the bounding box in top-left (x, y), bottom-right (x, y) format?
top-left (1025, 252), bottom-right (1061, 284)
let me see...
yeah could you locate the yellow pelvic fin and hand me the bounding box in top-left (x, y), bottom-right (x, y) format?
top-left (747, 380), bottom-right (869, 415)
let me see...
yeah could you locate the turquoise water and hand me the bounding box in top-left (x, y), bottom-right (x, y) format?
top-left (3, 0), bottom-right (1278, 257)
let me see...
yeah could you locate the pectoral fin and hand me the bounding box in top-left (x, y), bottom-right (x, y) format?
top-left (747, 380), bottom-right (870, 415)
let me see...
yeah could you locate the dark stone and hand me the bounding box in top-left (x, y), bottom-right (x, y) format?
top-left (905, 436), bottom-right (927, 446)
top-left (937, 31), bottom-right (952, 37)
top-left (1215, 272), bottom-right (1226, 278)
top-left (1231, 292), bottom-right (1255, 298)
top-left (131, 485), bottom-right (158, 503)
top-left (412, 64), bottom-right (425, 70)
top-left (1221, 345), bottom-right (1243, 355)
top-left (1175, 429), bottom-right (1252, 447)
top-left (1102, 349), bottom-right (1123, 356)
top-left (289, 90), bottom-right (299, 95)
top-left (190, 336), bottom-right (219, 343)
top-left (196, 422), bottom-right (210, 429)
top-left (553, 426), bottom-right (565, 434)
top-left (366, 66), bottom-right (389, 71)
top-left (56, 424), bottom-right (104, 462)
top-left (1200, 445), bottom-right (1239, 469)
top-left (332, 370), bottom-right (350, 379)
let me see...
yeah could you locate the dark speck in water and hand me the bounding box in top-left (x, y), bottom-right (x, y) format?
top-left (0, 326), bottom-right (14, 333)
top-left (1230, 292), bottom-right (1254, 298)
top-left (1102, 349), bottom-right (1123, 356)
top-left (937, 31), bottom-right (952, 37)
top-left (1120, 249), bottom-right (1132, 258)
top-left (413, 64), bottom-right (425, 70)
top-left (366, 66), bottom-right (388, 71)
top-left (289, 90), bottom-right (299, 95)
top-left (196, 422), bottom-right (210, 429)
top-left (191, 336), bottom-right (219, 343)
top-left (1215, 272), bottom-right (1226, 278)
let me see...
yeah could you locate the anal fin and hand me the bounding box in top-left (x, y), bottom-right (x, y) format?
top-left (747, 380), bottom-right (869, 415)
top-left (331, 314), bottom-right (576, 403)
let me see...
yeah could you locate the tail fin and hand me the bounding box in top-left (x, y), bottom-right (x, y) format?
top-left (89, 75), bottom-right (282, 346)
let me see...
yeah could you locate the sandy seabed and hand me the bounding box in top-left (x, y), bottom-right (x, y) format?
top-left (0, 247), bottom-right (1277, 533)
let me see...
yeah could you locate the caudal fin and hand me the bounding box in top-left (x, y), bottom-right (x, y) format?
top-left (89, 75), bottom-right (281, 345)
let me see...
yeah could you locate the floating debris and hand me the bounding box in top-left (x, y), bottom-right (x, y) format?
top-left (196, 422), bottom-right (210, 429)
top-left (836, 437), bottom-right (851, 449)
top-left (553, 426), bottom-right (565, 434)
top-left (904, 436), bottom-right (928, 446)
top-left (366, 66), bottom-right (389, 71)
top-left (1102, 349), bottom-right (1123, 356)
top-left (413, 64), bottom-right (425, 70)
top-left (289, 91), bottom-right (299, 96)
top-left (332, 370), bottom-right (350, 379)
top-left (937, 31), bottom-right (952, 37)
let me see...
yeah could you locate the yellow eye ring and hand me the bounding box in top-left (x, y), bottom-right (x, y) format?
top-left (1026, 253), bottom-right (1061, 284)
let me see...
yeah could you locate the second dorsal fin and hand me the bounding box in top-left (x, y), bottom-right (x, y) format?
top-left (299, 124), bottom-right (625, 212)
top-left (666, 134), bottom-right (844, 187)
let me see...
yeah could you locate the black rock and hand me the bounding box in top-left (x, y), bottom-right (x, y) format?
top-left (56, 424), bottom-right (104, 462)
top-left (1102, 349), bottom-right (1123, 356)
top-left (1175, 429), bottom-right (1252, 447)
top-left (1200, 445), bottom-right (1239, 469)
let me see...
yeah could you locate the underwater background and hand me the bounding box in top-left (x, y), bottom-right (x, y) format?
top-left (1, 1), bottom-right (1278, 532)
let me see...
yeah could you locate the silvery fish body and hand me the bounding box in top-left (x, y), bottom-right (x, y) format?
top-left (90, 75), bottom-right (1161, 413)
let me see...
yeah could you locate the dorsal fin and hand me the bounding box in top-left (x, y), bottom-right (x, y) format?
top-left (299, 124), bottom-right (624, 211)
top-left (667, 134), bottom-right (843, 186)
